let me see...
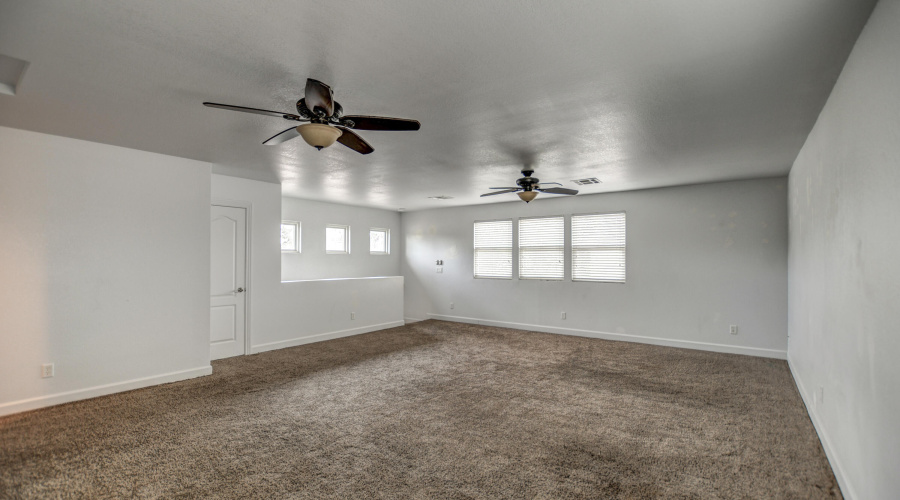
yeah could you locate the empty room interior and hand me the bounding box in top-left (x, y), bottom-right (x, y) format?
top-left (1, 1), bottom-right (898, 498)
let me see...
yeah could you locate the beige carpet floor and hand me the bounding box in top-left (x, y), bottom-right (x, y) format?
top-left (1, 320), bottom-right (838, 499)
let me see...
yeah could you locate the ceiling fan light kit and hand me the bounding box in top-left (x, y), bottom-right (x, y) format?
top-left (297, 123), bottom-right (342, 150)
top-left (482, 169), bottom-right (578, 203)
top-left (204, 78), bottom-right (419, 155)
top-left (517, 191), bottom-right (538, 203)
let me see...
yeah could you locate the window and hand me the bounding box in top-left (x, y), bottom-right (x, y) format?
top-left (281, 221), bottom-right (299, 252)
top-left (369, 228), bottom-right (390, 254)
top-left (518, 216), bottom-right (564, 280)
top-left (473, 220), bottom-right (512, 279)
top-left (572, 212), bottom-right (626, 282)
top-left (326, 225), bottom-right (349, 254)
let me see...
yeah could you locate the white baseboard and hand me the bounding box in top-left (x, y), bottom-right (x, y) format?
top-left (787, 354), bottom-right (855, 500)
top-left (0, 365), bottom-right (213, 417)
top-left (250, 320), bottom-right (405, 354)
top-left (427, 314), bottom-right (787, 359)
top-left (404, 316), bottom-right (425, 324)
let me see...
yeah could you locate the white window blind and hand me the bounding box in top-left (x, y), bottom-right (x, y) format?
top-left (572, 212), bottom-right (626, 282)
top-left (474, 220), bottom-right (512, 279)
top-left (518, 216), bottom-right (564, 280)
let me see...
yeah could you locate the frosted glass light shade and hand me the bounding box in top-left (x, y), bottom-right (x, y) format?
top-left (297, 123), bottom-right (343, 150)
top-left (517, 191), bottom-right (538, 203)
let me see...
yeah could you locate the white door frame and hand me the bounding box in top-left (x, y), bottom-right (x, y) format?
top-left (212, 199), bottom-right (252, 356)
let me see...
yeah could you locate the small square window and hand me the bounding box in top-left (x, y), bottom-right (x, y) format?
top-left (326, 225), bottom-right (350, 254)
top-left (281, 221), bottom-right (300, 252)
top-left (370, 228), bottom-right (390, 255)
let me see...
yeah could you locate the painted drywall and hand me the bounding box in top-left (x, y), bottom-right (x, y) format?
top-left (281, 197), bottom-right (400, 281)
top-left (402, 178), bottom-right (788, 357)
top-left (256, 276), bottom-right (404, 352)
top-left (211, 175), bottom-right (404, 352)
top-left (787, 1), bottom-right (900, 498)
top-left (0, 126), bottom-right (211, 416)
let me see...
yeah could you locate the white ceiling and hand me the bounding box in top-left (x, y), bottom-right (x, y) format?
top-left (0, 0), bottom-right (876, 211)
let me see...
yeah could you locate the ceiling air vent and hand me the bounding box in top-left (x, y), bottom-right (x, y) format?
top-left (571, 177), bottom-right (601, 186)
top-left (428, 195), bottom-right (454, 200)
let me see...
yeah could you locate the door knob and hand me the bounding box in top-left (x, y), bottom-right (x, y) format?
top-left (236, 287), bottom-right (245, 293)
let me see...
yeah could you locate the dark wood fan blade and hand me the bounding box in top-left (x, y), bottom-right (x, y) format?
top-left (537, 187), bottom-right (579, 195)
top-left (203, 102), bottom-right (303, 121)
top-left (263, 126), bottom-right (300, 145)
top-left (342, 115), bottom-right (420, 131)
top-left (481, 189), bottom-right (520, 197)
top-left (488, 187), bottom-right (519, 190)
top-left (335, 127), bottom-right (374, 155)
top-left (305, 79), bottom-right (335, 117)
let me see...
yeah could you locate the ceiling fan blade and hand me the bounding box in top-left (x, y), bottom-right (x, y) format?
top-left (305, 79), bottom-right (335, 117)
top-left (480, 189), bottom-right (520, 197)
top-left (335, 127), bottom-right (374, 155)
top-left (203, 102), bottom-right (303, 121)
top-left (263, 126), bottom-right (301, 145)
top-left (342, 115), bottom-right (421, 131)
top-left (488, 187), bottom-right (520, 190)
top-left (537, 187), bottom-right (579, 195)
top-left (540, 182), bottom-right (563, 187)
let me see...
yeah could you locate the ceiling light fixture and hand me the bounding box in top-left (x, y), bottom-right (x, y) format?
top-left (296, 123), bottom-right (342, 150)
top-left (517, 191), bottom-right (538, 203)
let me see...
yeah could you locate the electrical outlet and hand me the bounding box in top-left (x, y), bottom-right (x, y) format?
top-left (350, 312), bottom-right (356, 320)
top-left (450, 302), bottom-right (455, 310)
top-left (560, 312), bottom-right (566, 320)
top-left (729, 325), bottom-right (738, 335)
top-left (436, 266), bottom-right (443, 273)
top-left (41, 363), bottom-right (54, 378)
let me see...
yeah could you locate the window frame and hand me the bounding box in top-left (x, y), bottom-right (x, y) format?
top-left (369, 227), bottom-right (390, 255)
top-left (517, 215), bottom-right (565, 281)
top-left (325, 224), bottom-right (350, 254)
top-left (571, 211), bottom-right (626, 283)
top-left (280, 220), bottom-right (300, 253)
top-left (473, 219), bottom-right (513, 279)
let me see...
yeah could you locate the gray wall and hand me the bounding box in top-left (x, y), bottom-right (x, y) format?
top-left (788, 1), bottom-right (900, 498)
top-left (281, 197), bottom-right (401, 281)
top-left (402, 177), bottom-right (788, 358)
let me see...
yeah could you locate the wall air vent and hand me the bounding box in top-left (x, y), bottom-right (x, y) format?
top-left (428, 195), bottom-right (454, 200)
top-left (572, 178), bottom-right (602, 186)
top-left (0, 53), bottom-right (29, 96)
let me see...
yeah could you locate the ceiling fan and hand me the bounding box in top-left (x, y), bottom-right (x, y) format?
top-left (203, 78), bottom-right (420, 155)
top-left (481, 168), bottom-right (578, 203)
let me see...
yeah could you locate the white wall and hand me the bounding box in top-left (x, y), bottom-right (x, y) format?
top-left (281, 197), bottom-right (400, 281)
top-left (211, 174), bottom-right (283, 349)
top-left (0, 127), bottom-right (212, 416)
top-left (787, 1), bottom-right (900, 498)
top-left (403, 177), bottom-right (788, 358)
top-left (211, 175), bottom-right (404, 353)
top-left (254, 276), bottom-right (404, 353)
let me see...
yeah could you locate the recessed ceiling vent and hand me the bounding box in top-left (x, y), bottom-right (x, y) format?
top-left (0, 53), bottom-right (29, 96)
top-left (572, 177), bottom-right (602, 185)
top-left (428, 195), bottom-right (454, 200)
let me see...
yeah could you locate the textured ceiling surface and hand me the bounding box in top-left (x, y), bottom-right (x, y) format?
top-left (0, 0), bottom-right (876, 210)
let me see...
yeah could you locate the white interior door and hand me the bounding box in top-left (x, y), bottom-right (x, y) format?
top-left (210, 205), bottom-right (247, 360)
